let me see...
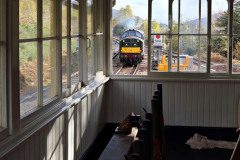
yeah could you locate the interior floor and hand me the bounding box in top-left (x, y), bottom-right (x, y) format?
top-left (165, 126), bottom-right (237, 160)
top-left (82, 124), bottom-right (238, 160)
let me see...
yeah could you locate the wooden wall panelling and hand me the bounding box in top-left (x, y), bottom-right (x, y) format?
top-left (106, 80), bottom-right (240, 128)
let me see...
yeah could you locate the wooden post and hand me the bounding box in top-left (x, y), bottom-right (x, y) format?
top-left (152, 84), bottom-right (166, 160)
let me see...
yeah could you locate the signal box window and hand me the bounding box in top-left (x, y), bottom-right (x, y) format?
top-left (19, 0), bottom-right (59, 117)
top-left (112, 0), bottom-right (148, 75)
top-left (151, 0), bottom-right (207, 73)
top-left (232, 0), bottom-right (240, 74)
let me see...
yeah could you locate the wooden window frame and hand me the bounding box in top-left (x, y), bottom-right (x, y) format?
top-left (148, 0), bottom-right (239, 78)
top-left (0, 0), bottom-right (8, 140)
top-left (18, 0), bottom-right (61, 119)
top-left (109, 0), bottom-right (240, 80)
top-left (231, 0), bottom-right (240, 75)
top-left (85, 0), bottom-right (104, 83)
top-left (61, 0), bottom-right (84, 97)
top-left (0, 0), bottom-right (106, 141)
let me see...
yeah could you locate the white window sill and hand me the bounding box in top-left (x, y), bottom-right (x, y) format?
top-left (0, 75), bottom-right (109, 158)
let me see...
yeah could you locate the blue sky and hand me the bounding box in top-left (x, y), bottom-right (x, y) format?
top-left (113, 0), bottom-right (228, 24)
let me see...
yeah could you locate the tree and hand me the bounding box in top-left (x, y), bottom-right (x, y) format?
top-left (19, 0), bottom-right (37, 39)
top-left (116, 5), bottom-right (134, 22)
top-left (151, 20), bottom-right (161, 33)
top-left (171, 22), bottom-right (179, 53)
top-left (142, 20), bottom-right (161, 34)
top-left (215, 1), bottom-right (240, 59)
top-left (113, 24), bottom-right (128, 36)
top-left (212, 37), bottom-right (228, 57)
top-left (215, 12), bottom-right (229, 34)
top-left (112, 5), bottom-right (135, 36)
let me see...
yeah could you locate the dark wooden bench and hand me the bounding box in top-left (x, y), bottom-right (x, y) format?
top-left (98, 127), bottom-right (138, 160)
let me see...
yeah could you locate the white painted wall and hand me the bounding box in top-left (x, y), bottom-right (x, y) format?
top-left (105, 79), bottom-right (240, 128)
top-left (2, 84), bottom-right (106, 160)
top-left (3, 79), bottom-right (240, 160)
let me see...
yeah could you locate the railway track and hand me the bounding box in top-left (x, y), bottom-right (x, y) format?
top-left (115, 65), bottom-right (139, 75)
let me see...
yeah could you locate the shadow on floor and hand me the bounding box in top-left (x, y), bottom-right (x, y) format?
top-left (81, 124), bottom-right (238, 160)
top-left (165, 126), bottom-right (237, 160)
top-left (80, 123), bottom-right (118, 160)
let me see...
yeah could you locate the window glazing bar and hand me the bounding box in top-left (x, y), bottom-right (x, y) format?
top-left (229, 0), bottom-right (233, 75)
top-left (67, 0), bottom-right (71, 89)
top-left (151, 33), bottom-right (209, 36)
top-left (37, 0), bottom-right (43, 106)
top-left (19, 37), bottom-right (58, 43)
top-left (168, 0), bottom-right (173, 72)
top-left (77, 0), bottom-right (81, 83)
top-left (177, 0), bottom-right (180, 72)
top-left (56, 0), bottom-right (62, 97)
top-left (207, 0), bottom-right (211, 74)
top-left (198, 0), bottom-right (202, 71)
top-left (61, 35), bottom-right (86, 39)
top-left (211, 34), bottom-right (230, 36)
top-left (147, 0), bottom-right (152, 75)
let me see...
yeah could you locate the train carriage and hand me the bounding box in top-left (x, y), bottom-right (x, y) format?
top-left (119, 29), bottom-right (144, 66)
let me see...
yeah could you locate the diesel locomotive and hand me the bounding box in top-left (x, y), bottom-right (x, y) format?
top-left (119, 29), bottom-right (144, 66)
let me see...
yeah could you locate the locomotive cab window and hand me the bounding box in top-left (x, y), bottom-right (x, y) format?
top-left (112, 0), bottom-right (148, 75)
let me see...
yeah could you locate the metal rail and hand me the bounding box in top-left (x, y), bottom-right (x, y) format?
top-left (115, 65), bottom-right (139, 75)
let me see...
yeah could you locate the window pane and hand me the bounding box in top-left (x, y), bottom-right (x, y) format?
top-left (200, 0), bottom-right (208, 34)
top-left (62, 39), bottom-right (68, 91)
top-left (71, 0), bottom-right (79, 35)
top-left (87, 0), bottom-right (94, 79)
top-left (112, 0), bottom-right (148, 75)
top-left (233, 36), bottom-right (240, 73)
top-left (151, 35), bottom-right (181, 72)
top-left (62, 0), bottom-right (68, 37)
top-left (211, 0), bottom-right (228, 35)
top-left (19, 0), bottom-right (37, 39)
top-left (179, 36), bottom-right (207, 72)
top-left (152, 0), bottom-right (169, 34)
top-left (233, 1), bottom-right (240, 73)
top-left (211, 36), bottom-right (228, 73)
top-left (87, 37), bottom-right (94, 80)
top-left (87, 0), bottom-right (93, 34)
top-left (43, 40), bottom-right (58, 103)
top-left (151, 35), bottom-right (170, 72)
top-left (233, 0), bottom-right (240, 35)
top-left (171, 36), bottom-right (179, 72)
top-left (180, 0), bottom-right (199, 34)
top-left (180, 0), bottom-right (207, 34)
top-left (20, 42), bottom-right (38, 116)
top-left (43, 0), bottom-right (56, 37)
top-left (172, 0), bottom-right (179, 34)
top-left (71, 38), bottom-right (79, 86)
